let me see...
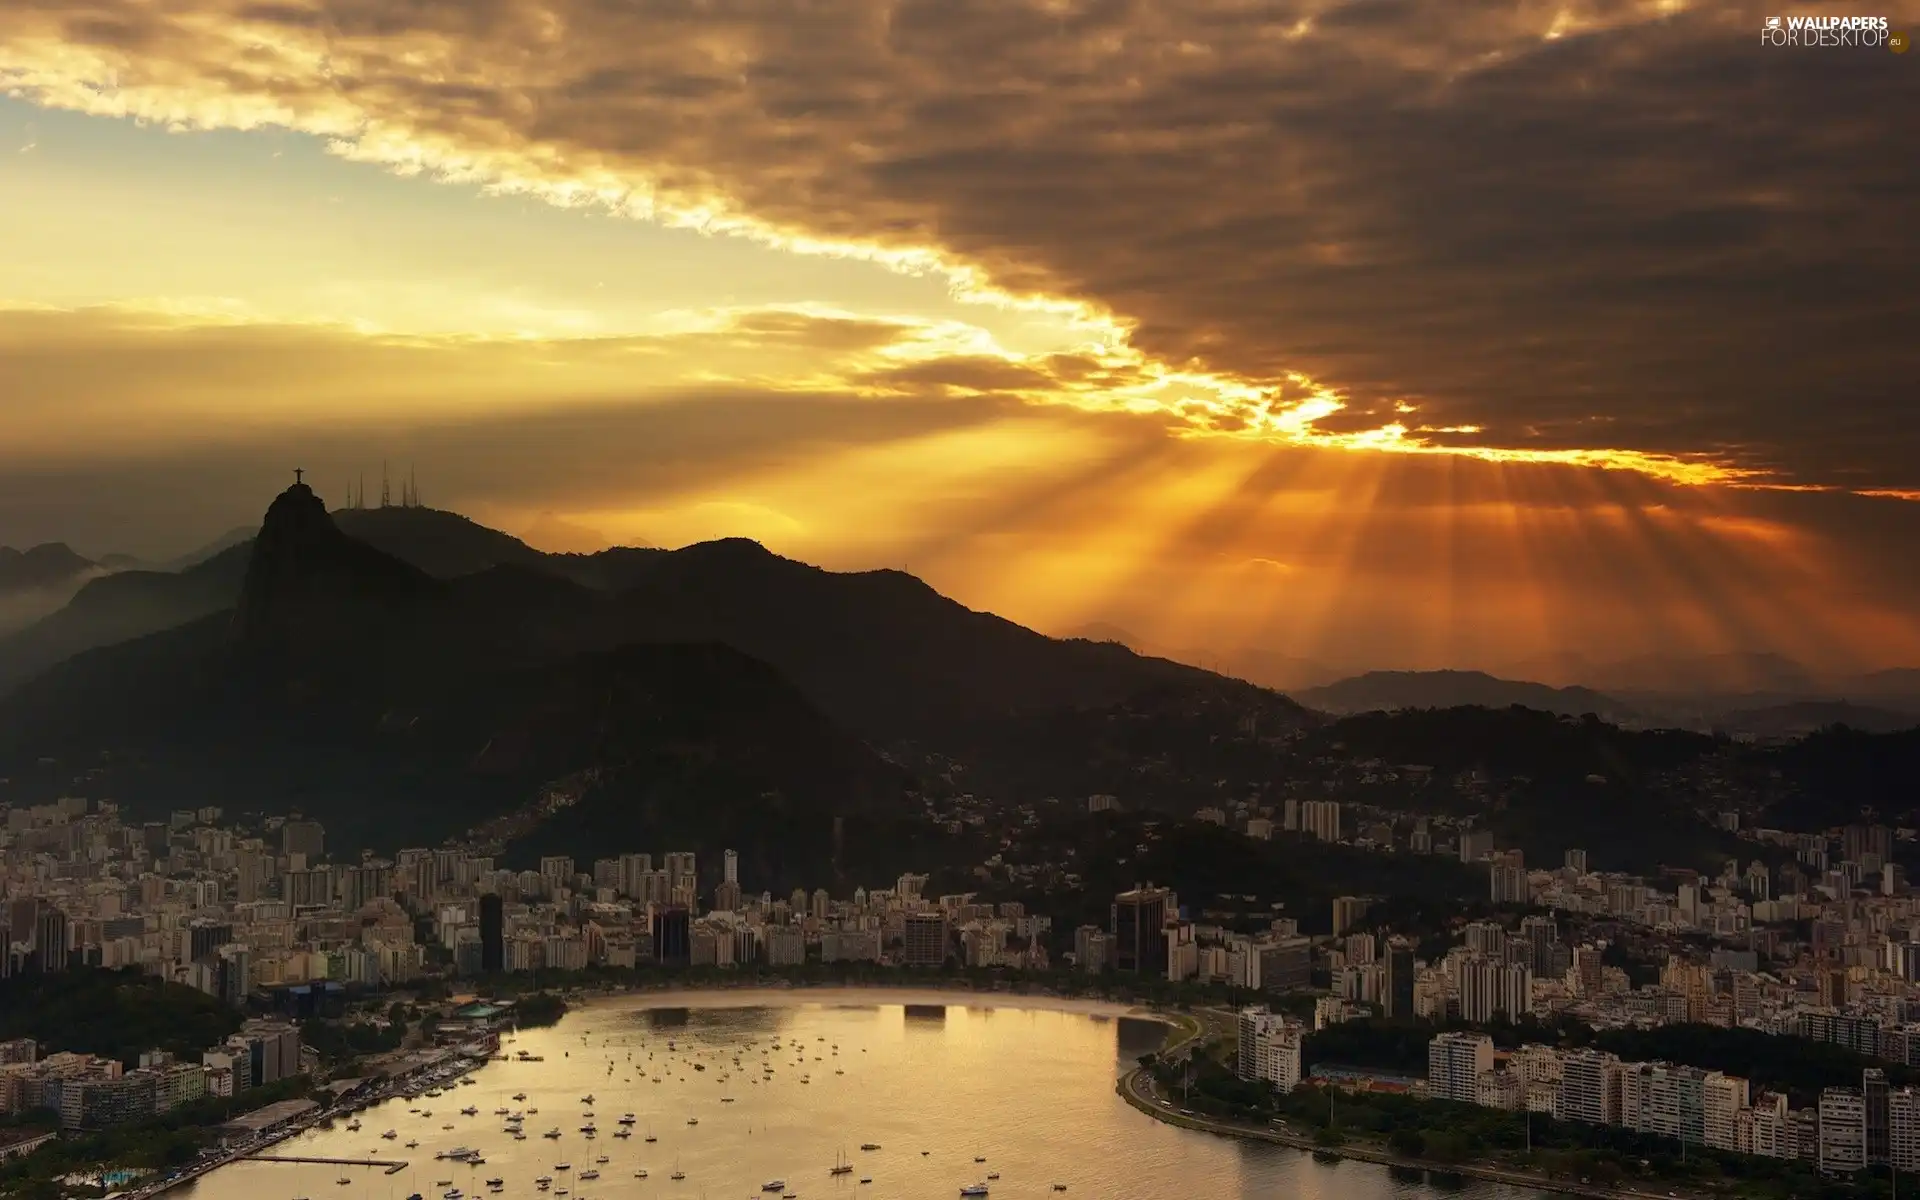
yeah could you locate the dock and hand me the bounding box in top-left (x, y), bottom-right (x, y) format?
top-left (241, 1155), bottom-right (410, 1175)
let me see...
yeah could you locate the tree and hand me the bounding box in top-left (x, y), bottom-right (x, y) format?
top-left (1389, 1128), bottom-right (1426, 1157)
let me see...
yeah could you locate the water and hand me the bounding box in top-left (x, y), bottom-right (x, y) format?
top-left (176, 989), bottom-right (1551, 1200)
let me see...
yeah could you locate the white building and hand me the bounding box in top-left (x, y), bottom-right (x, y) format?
top-left (1819, 1088), bottom-right (1867, 1175)
top-left (1427, 1032), bottom-right (1494, 1105)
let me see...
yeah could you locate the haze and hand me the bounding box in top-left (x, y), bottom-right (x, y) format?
top-left (2, 0), bottom-right (1916, 678)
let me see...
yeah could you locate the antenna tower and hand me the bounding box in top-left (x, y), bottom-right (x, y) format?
top-left (381, 462), bottom-right (391, 509)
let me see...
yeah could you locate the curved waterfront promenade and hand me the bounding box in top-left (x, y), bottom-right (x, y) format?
top-left (1117, 1044), bottom-right (1708, 1200)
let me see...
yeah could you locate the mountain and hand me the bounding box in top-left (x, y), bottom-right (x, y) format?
top-left (1, 501), bottom-right (1252, 745)
top-left (586, 539), bottom-right (1253, 742)
top-left (1063, 623), bottom-right (1339, 692)
top-left (1711, 700), bottom-right (1919, 738)
top-left (0, 507), bottom-right (559, 695)
top-left (0, 484), bottom-right (909, 883)
top-left (332, 505), bottom-right (555, 578)
top-left (0, 544), bottom-right (251, 695)
top-left (0, 543), bottom-right (94, 592)
top-left (1298, 670), bottom-right (1637, 721)
top-left (158, 526), bottom-right (257, 572)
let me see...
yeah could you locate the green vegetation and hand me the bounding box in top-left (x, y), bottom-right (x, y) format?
top-left (0, 1077), bottom-right (315, 1199)
top-left (510, 991), bottom-right (568, 1027)
top-left (299, 1016), bottom-right (404, 1068)
top-left (1575, 1023), bottom-right (1912, 1108)
top-left (0, 968), bottom-right (241, 1069)
top-left (1012, 813), bottom-right (1484, 940)
top-left (1298, 707), bottom-right (1747, 873)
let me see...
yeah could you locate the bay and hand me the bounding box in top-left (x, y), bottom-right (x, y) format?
top-left (174, 989), bottom-right (1553, 1200)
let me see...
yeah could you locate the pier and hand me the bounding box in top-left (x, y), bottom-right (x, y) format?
top-left (241, 1155), bottom-right (410, 1175)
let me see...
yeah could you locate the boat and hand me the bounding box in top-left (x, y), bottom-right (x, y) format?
top-left (512, 1092), bottom-right (527, 1100)
top-left (346, 1120), bottom-right (361, 1132)
top-left (1053, 1186), bottom-right (1069, 1193)
top-left (580, 1094), bottom-right (595, 1103)
top-left (577, 1170), bottom-right (600, 1181)
top-left (485, 1180), bottom-right (503, 1190)
top-left (987, 1171), bottom-right (1001, 1179)
top-left (762, 1182), bottom-right (786, 1193)
top-left (634, 1169), bottom-right (648, 1179)
top-left (961, 1187), bottom-right (991, 1197)
top-left (405, 1140), bottom-right (419, 1149)
top-left (544, 1129), bottom-right (563, 1139)
top-left (594, 1155), bottom-right (609, 1164)
top-left (686, 1117), bottom-right (698, 1125)
top-left (832, 1148), bottom-right (854, 1176)
top-left (860, 1143), bottom-right (881, 1151)
top-left (618, 1113), bottom-right (636, 1125)
top-left (554, 1163), bottom-right (571, 1172)
top-left (613, 1128), bottom-right (631, 1139)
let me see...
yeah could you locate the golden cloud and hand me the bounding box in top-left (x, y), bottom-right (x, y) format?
top-left (4, 0), bottom-right (1913, 493)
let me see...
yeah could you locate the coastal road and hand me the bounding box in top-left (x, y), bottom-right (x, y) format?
top-left (1118, 1064), bottom-right (1717, 1200)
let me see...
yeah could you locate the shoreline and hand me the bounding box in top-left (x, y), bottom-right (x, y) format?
top-left (557, 979), bottom-right (1186, 1028)
top-left (1115, 1065), bottom-right (1714, 1200)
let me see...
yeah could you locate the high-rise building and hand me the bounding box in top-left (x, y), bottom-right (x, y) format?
top-left (280, 819), bottom-right (325, 861)
top-left (1237, 1008), bottom-right (1304, 1091)
top-left (1820, 1087), bottom-right (1867, 1175)
top-left (902, 912), bottom-right (949, 967)
top-left (1459, 959), bottom-right (1532, 1023)
top-left (1074, 925), bottom-right (1110, 973)
top-left (1300, 801), bottom-right (1341, 843)
top-left (1564, 848), bottom-right (1588, 874)
top-left (1458, 828), bottom-right (1495, 864)
top-left (35, 909), bottom-right (69, 973)
top-left (722, 849), bottom-right (739, 886)
top-left (1331, 896), bottom-right (1370, 936)
top-left (1867, 1068), bottom-right (1891, 1164)
top-left (1891, 1087), bottom-right (1920, 1173)
top-left (1383, 937), bottom-right (1415, 1019)
top-left (1491, 859), bottom-right (1529, 905)
top-left (479, 893), bottom-right (504, 974)
top-left (1427, 1032), bottom-right (1494, 1104)
top-left (651, 907), bottom-right (692, 967)
top-left (1112, 887), bottom-right (1173, 977)
top-left (1555, 1049), bottom-right (1622, 1126)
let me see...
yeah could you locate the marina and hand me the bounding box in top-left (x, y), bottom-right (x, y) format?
top-left (170, 989), bottom-right (1552, 1200)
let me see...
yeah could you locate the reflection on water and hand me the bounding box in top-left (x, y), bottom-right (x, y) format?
top-left (173, 989), bottom-right (1552, 1200)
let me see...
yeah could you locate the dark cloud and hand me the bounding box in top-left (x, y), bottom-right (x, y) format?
top-left (3, 0), bottom-right (1913, 488)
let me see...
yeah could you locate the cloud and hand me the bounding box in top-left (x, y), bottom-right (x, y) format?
top-left (0, 304), bottom-right (1914, 673)
top-left (3, 0), bottom-right (1914, 492)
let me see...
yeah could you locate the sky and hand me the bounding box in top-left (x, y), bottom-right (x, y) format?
top-left (0, 0), bottom-right (1916, 680)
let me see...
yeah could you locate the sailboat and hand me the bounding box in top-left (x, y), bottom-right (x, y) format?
top-left (669, 1157), bottom-right (686, 1181)
top-left (831, 1148), bottom-right (854, 1176)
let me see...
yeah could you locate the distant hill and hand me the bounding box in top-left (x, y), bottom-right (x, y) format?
top-left (1063, 623), bottom-right (1338, 692)
top-left (0, 544), bottom-right (250, 694)
top-left (1712, 700), bottom-right (1918, 738)
top-left (0, 485), bottom-right (1290, 872)
top-left (0, 504), bottom-right (1268, 746)
top-left (1299, 670), bottom-right (1637, 721)
top-left (0, 543), bottom-right (95, 592)
top-left (0, 484), bottom-right (910, 883)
